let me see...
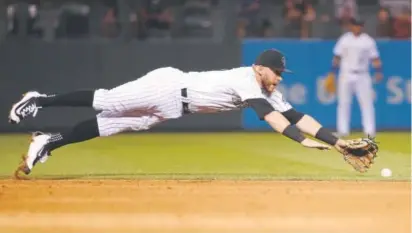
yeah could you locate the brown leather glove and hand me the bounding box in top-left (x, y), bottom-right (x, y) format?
top-left (341, 137), bottom-right (379, 173)
top-left (324, 72), bottom-right (336, 94)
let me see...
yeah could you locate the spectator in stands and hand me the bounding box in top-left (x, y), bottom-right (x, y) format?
top-left (27, 3), bottom-right (43, 37)
top-left (282, 0), bottom-right (302, 38)
top-left (301, 0), bottom-right (317, 38)
top-left (392, 6), bottom-right (411, 39)
top-left (237, 0), bottom-right (260, 37)
top-left (55, 2), bottom-right (90, 38)
top-left (7, 3), bottom-right (20, 35)
top-left (337, 5), bottom-right (354, 32)
top-left (259, 19), bottom-right (274, 38)
top-left (141, 0), bottom-right (173, 31)
top-left (6, 1), bottom-right (42, 38)
top-left (129, 4), bottom-right (150, 40)
top-left (376, 7), bottom-right (393, 38)
top-left (100, 0), bottom-right (120, 38)
top-left (101, 7), bottom-right (120, 38)
top-left (236, 18), bottom-right (247, 38)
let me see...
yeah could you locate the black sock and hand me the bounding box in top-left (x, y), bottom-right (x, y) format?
top-left (37, 90), bottom-right (95, 107)
top-left (45, 118), bottom-right (100, 152)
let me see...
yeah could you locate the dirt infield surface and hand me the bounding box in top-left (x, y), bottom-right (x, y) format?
top-left (0, 180), bottom-right (410, 233)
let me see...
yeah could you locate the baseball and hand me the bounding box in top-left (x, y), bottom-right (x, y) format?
top-left (381, 168), bottom-right (392, 178)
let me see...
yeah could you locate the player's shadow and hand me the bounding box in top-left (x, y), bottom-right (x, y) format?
top-left (1, 172), bottom-right (218, 181)
top-left (0, 172), bottom-right (307, 181)
top-left (18, 173), bottom-right (226, 180)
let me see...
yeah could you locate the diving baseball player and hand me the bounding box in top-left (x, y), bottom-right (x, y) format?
top-left (9, 49), bottom-right (379, 177)
top-left (325, 18), bottom-right (383, 137)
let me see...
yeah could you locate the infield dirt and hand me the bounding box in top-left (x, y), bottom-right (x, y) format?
top-left (0, 180), bottom-right (410, 233)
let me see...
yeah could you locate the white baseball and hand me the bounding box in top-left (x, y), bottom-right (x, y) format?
top-left (381, 168), bottom-right (392, 178)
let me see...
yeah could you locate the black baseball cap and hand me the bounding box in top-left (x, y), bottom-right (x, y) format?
top-left (254, 49), bottom-right (292, 73)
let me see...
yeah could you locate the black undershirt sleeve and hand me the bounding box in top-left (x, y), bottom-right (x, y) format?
top-left (246, 98), bottom-right (274, 120)
top-left (281, 108), bottom-right (304, 125)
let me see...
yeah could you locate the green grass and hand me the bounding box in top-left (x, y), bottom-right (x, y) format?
top-left (0, 132), bottom-right (410, 181)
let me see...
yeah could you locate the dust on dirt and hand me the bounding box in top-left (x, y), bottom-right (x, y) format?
top-left (0, 179), bottom-right (409, 233)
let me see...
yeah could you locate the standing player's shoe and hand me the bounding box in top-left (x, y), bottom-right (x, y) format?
top-left (8, 91), bottom-right (46, 124)
top-left (15, 132), bottom-right (51, 179)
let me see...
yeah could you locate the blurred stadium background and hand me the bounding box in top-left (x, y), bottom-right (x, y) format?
top-left (0, 0), bottom-right (410, 179)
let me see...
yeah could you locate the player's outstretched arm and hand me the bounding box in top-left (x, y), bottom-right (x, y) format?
top-left (294, 113), bottom-right (380, 173)
top-left (294, 114), bottom-right (347, 152)
top-left (264, 111), bottom-right (331, 150)
top-left (246, 99), bottom-right (330, 150)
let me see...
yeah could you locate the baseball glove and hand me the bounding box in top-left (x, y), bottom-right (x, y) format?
top-left (342, 137), bottom-right (379, 173)
top-left (324, 72), bottom-right (336, 94)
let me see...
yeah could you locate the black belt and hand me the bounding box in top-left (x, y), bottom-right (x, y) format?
top-left (181, 88), bottom-right (191, 114)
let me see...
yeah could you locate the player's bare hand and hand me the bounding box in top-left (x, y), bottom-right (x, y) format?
top-left (374, 72), bottom-right (383, 83)
top-left (333, 139), bottom-right (349, 153)
top-left (301, 138), bottom-right (331, 150)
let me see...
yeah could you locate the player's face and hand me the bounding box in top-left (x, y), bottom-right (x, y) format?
top-left (262, 67), bottom-right (283, 93)
top-left (351, 24), bottom-right (363, 35)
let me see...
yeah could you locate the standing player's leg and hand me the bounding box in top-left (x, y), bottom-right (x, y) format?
top-left (354, 75), bottom-right (376, 137)
top-left (337, 76), bottom-right (354, 137)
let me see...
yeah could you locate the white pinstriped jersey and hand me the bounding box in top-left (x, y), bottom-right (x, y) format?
top-left (183, 67), bottom-right (292, 113)
top-left (334, 32), bottom-right (379, 73)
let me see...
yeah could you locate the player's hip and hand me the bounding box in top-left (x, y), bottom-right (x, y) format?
top-left (338, 71), bottom-right (371, 81)
top-left (95, 67), bottom-right (190, 119)
top-left (339, 68), bottom-right (370, 76)
top-left (94, 85), bottom-right (184, 119)
top-left (95, 94), bottom-right (183, 120)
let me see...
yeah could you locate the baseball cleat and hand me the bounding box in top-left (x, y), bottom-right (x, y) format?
top-left (8, 91), bottom-right (46, 124)
top-left (14, 132), bottom-right (51, 179)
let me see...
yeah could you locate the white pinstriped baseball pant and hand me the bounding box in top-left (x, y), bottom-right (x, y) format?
top-left (92, 67), bottom-right (185, 136)
top-left (337, 72), bottom-right (375, 136)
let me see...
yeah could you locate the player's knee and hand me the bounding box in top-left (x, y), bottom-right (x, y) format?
top-left (93, 89), bottom-right (111, 111)
top-left (131, 116), bottom-right (161, 131)
top-left (94, 89), bottom-right (124, 113)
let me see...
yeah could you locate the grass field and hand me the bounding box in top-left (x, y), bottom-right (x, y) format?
top-left (0, 132), bottom-right (410, 233)
top-left (0, 132), bottom-right (410, 180)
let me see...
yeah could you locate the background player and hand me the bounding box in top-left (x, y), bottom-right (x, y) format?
top-left (10, 49), bottom-right (358, 177)
top-left (325, 18), bottom-right (383, 138)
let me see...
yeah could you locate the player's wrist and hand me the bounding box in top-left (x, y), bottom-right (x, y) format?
top-left (374, 66), bottom-right (383, 74)
top-left (282, 125), bottom-right (306, 143)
